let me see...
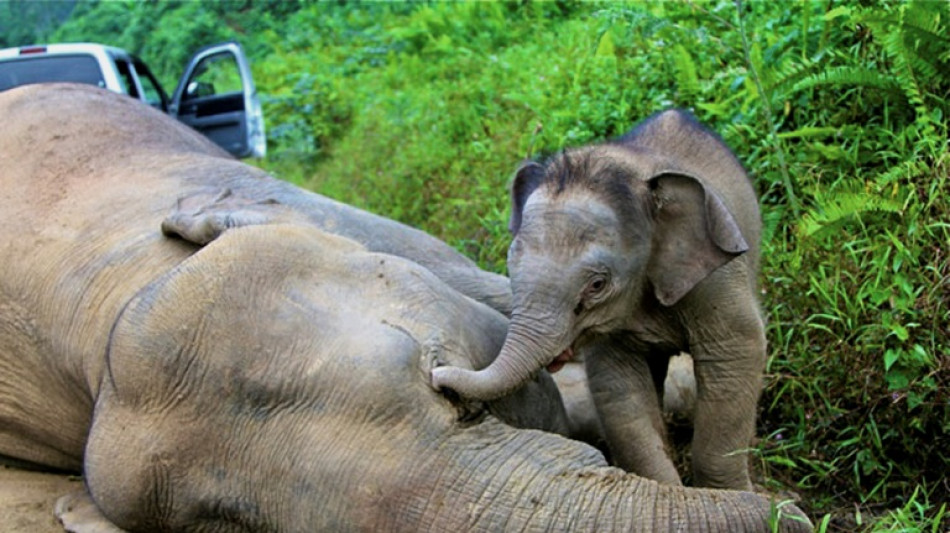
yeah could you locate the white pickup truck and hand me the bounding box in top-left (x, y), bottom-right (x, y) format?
top-left (0, 41), bottom-right (265, 158)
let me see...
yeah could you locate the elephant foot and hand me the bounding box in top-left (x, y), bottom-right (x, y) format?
top-left (55, 488), bottom-right (127, 533)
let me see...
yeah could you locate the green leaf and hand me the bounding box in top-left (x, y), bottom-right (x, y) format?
top-left (907, 389), bottom-right (927, 409)
top-left (931, 503), bottom-right (947, 533)
top-left (767, 455), bottom-right (798, 468)
top-left (596, 29), bottom-right (616, 58)
top-left (824, 6), bottom-right (852, 20)
top-left (891, 323), bottom-right (909, 341)
top-left (886, 368), bottom-right (912, 390)
top-left (911, 344), bottom-right (932, 365)
top-left (672, 44), bottom-right (700, 99)
top-left (777, 127), bottom-right (841, 139)
top-left (884, 348), bottom-right (900, 371)
top-left (694, 101), bottom-right (730, 118)
top-left (807, 142), bottom-right (847, 161)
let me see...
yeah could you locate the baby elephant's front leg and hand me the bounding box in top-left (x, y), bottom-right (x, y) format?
top-left (685, 283), bottom-right (767, 491)
top-left (689, 331), bottom-right (765, 491)
top-left (585, 338), bottom-right (682, 486)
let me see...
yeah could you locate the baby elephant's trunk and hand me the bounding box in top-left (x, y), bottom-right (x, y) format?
top-left (431, 317), bottom-right (564, 400)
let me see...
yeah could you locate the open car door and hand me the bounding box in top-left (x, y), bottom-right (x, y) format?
top-left (169, 42), bottom-right (266, 158)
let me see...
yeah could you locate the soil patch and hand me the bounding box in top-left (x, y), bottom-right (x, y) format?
top-left (0, 465), bottom-right (81, 533)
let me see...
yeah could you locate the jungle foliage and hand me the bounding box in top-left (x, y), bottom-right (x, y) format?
top-left (5, 1), bottom-right (948, 530)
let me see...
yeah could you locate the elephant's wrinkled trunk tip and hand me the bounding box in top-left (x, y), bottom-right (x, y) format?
top-left (432, 316), bottom-right (565, 401)
top-left (430, 365), bottom-right (519, 402)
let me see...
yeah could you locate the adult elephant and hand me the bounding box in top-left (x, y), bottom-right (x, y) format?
top-left (432, 109), bottom-right (766, 490)
top-left (0, 84), bottom-right (809, 532)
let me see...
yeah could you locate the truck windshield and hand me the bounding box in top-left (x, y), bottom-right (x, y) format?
top-left (0, 54), bottom-right (105, 91)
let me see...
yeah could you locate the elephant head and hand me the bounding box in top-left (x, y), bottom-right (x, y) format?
top-left (431, 110), bottom-right (753, 401)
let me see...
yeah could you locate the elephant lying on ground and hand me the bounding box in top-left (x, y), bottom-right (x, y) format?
top-left (0, 84), bottom-right (810, 531)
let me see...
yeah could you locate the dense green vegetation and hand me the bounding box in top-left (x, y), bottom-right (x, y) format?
top-left (4, 1), bottom-right (948, 530)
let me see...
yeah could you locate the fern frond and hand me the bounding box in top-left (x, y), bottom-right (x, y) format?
top-left (797, 190), bottom-right (903, 239)
top-left (857, 0), bottom-right (949, 106)
top-left (883, 28), bottom-right (928, 112)
top-left (791, 66), bottom-right (899, 94)
top-left (872, 157), bottom-right (931, 188)
top-left (866, 0), bottom-right (950, 44)
top-left (671, 44), bottom-right (700, 100)
top-left (765, 58), bottom-right (819, 98)
top-left (899, 3), bottom-right (950, 46)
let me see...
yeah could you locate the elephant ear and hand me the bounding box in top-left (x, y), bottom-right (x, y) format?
top-left (161, 189), bottom-right (285, 245)
top-left (509, 160), bottom-right (546, 234)
top-left (647, 172), bottom-right (749, 306)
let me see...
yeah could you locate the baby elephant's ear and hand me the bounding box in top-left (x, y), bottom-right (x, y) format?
top-left (509, 160), bottom-right (545, 234)
top-left (647, 172), bottom-right (749, 306)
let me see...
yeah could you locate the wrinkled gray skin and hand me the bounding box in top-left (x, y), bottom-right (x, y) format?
top-left (159, 190), bottom-right (513, 316)
top-left (432, 110), bottom-right (766, 491)
top-left (0, 85), bottom-right (811, 532)
top-left (161, 152), bottom-right (512, 318)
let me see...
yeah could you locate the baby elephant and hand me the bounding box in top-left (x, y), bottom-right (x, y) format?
top-left (433, 110), bottom-right (766, 490)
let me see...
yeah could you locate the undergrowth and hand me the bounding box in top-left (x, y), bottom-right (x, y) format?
top-left (40, 1), bottom-right (950, 530)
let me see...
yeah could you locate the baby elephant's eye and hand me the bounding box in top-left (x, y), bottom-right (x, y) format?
top-left (587, 275), bottom-right (608, 295)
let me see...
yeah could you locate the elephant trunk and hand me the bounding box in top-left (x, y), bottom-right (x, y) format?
top-left (408, 420), bottom-right (813, 532)
top-left (548, 473), bottom-right (811, 532)
top-left (431, 313), bottom-right (568, 401)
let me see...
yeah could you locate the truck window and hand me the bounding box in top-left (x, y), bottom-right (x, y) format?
top-left (115, 59), bottom-right (139, 97)
top-left (0, 54), bottom-right (105, 91)
top-left (182, 52), bottom-right (242, 101)
top-left (132, 58), bottom-right (168, 112)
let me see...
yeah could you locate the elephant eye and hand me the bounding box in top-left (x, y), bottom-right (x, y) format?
top-left (577, 275), bottom-right (608, 315)
top-left (587, 275), bottom-right (609, 296)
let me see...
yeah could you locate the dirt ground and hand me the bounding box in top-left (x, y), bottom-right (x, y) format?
top-left (0, 465), bottom-right (81, 533)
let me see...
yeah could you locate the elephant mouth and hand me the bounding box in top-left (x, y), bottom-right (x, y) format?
top-left (546, 346), bottom-right (575, 373)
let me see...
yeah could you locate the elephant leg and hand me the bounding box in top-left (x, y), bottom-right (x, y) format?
top-left (585, 339), bottom-right (682, 485)
top-left (549, 360), bottom-right (606, 448)
top-left (688, 302), bottom-right (766, 490)
top-left (55, 487), bottom-right (127, 533)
